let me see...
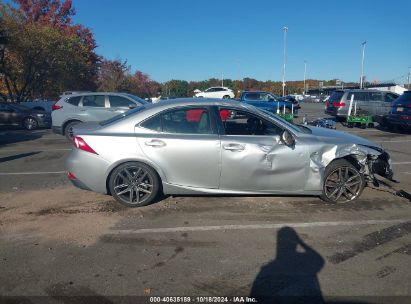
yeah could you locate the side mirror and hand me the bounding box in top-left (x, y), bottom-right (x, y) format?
top-left (280, 130), bottom-right (295, 146)
top-left (128, 104), bottom-right (137, 109)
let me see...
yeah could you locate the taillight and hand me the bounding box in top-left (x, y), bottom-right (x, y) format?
top-left (332, 102), bottom-right (346, 107)
top-left (52, 101), bottom-right (63, 111)
top-left (72, 136), bottom-right (98, 154)
top-left (67, 171), bottom-right (77, 180)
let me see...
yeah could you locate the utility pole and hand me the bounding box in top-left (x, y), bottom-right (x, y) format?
top-left (360, 41), bottom-right (366, 89)
top-left (221, 72), bottom-right (224, 87)
top-left (303, 60), bottom-right (307, 95)
top-left (282, 26), bottom-right (288, 96)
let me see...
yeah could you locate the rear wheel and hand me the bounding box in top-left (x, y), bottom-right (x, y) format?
top-left (109, 162), bottom-right (161, 207)
top-left (320, 159), bottom-right (365, 203)
top-left (64, 121), bottom-right (81, 141)
top-left (23, 117), bottom-right (38, 130)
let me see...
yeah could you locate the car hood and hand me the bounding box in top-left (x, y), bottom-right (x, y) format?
top-left (307, 126), bottom-right (381, 149)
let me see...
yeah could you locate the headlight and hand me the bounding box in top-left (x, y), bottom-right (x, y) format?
top-left (36, 113), bottom-right (45, 117)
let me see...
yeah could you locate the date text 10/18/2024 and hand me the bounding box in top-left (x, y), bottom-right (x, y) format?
top-left (150, 296), bottom-right (257, 303)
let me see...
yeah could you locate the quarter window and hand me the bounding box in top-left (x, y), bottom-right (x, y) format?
top-left (385, 93), bottom-right (398, 103)
top-left (83, 95), bottom-right (106, 107)
top-left (219, 108), bottom-right (282, 136)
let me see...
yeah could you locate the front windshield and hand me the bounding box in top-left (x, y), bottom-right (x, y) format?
top-left (256, 108), bottom-right (304, 134)
top-left (100, 106), bottom-right (146, 126)
top-left (124, 94), bottom-right (148, 105)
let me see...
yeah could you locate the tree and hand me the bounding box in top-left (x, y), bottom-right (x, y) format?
top-left (0, 3), bottom-right (98, 101)
top-left (97, 59), bottom-right (130, 92)
top-left (128, 71), bottom-right (161, 98)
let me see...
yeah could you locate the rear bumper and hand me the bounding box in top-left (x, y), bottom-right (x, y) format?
top-left (65, 149), bottom-right (110, 194)
top-left (386, 115), bottom-right (411, 128)
top-left (325, 108), bottom-right (346, 117)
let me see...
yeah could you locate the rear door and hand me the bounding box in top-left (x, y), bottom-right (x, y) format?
top-left (79, 95), bottom-right (113, 122)
top-left (368, 91), bottom-right (384, 115)
top-left (136, 106), bottom-right (221, 189)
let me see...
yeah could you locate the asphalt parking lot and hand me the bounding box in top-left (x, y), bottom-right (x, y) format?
top-left (1, 103), bottom-right (410, 303)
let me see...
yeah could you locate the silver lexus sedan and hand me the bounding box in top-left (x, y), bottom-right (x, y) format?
top-left (66, 99), bottom-right (394, 207)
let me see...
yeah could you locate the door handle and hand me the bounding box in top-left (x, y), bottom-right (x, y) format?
top-left (145, 139), bottom-right (166, 148)
top-left (223, 143), bottom-right (245, 151)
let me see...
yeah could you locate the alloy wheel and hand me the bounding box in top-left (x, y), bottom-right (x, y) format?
top-left (113, 165), bottom-right (154, 205)
top-left (24, 118), bottom-right (38, 130)
top-left (324, 166), bottom-right (363, 203)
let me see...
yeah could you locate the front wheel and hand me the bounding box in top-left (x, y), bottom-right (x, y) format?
top-left (109, 162), bottom-right (161, 207)
top-left (320, 159), bottom-right (365, 203)
top-left (23, 117), bottom-right (38, 130)
top-left (222, 95), bottom-right (230, 99)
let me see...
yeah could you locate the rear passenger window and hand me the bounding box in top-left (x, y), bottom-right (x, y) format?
top-left (66, 96), bottom-right (81, 106)
top-left (109, 96), bottom-right (133, 108)
top-left (141, 115), bottom-right (162, 132)
top-left (83, 95), bottom-right (105, 107)
top-left (141, 108), bottom-right (213, 134)
top-left (163, 108), bottom-right (212, 134)
top-left (369, 92), bottom-right (382, 102)
top-left (347, 92), bottom-right (368, 101)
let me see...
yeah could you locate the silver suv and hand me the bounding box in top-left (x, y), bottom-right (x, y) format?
top-left (52, 92), bottom-right (147, 140)
top-left (325, 89), bottom-right (399, 119)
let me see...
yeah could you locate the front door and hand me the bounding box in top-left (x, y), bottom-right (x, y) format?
top-left (217, 108), bottom-right (309, 192)
top-left (136, 106), bottom-right (220, 189)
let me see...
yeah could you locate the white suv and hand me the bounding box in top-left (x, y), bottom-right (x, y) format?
top-left (194, 87), bottom-right (235, 99)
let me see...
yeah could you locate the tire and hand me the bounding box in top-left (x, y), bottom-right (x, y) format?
top-left (109, 162), bottom-right (161, 207)
top-left (320, 159), bottom-right (365, 204)
top-left (222, 95), bottom-right (230, 99)
top-left (23, 117), bottom-right (38, 130)
top-left (64, 121), bottom-right (81, 141)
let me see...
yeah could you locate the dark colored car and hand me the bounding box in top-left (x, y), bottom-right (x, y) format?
top-left (239, 91), bottom-right (300, 114)
top-left (385, 91), bottom-right (411, 130)
top-left (0, 102), bottom-right (51, 130)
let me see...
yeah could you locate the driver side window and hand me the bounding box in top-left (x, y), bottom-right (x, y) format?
top-left (219, 108), bottom-right (282, 136)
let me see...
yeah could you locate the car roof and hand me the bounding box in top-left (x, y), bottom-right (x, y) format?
top-left (336, 89), bottom-right (391, 93)
top-left (60, 92), bottom-right (138, 98)
top-left (138, 98), bottom-right (256, 113)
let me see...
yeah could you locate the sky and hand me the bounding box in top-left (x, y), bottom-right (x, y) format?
top-left (28, 0), bottom-right (411, 83)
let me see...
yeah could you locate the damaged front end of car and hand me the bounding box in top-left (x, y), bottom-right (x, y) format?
top-left (309, 143), bottom-right (395, 191)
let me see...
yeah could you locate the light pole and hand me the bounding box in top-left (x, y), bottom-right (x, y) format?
top-left (360, 41), bottom-right (366, 89)
top-left (303, 60), bottom-right (307, 95)
top-left (408, 66), bottom-right (410, 89)
top-left (282, 26), bottom-right (288, 96)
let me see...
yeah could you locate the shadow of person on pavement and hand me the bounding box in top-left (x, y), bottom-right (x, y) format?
top-left (250, 226), bottom-right (325, 304)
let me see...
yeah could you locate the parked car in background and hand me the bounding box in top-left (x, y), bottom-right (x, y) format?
top-left (0, 102), bottom-right (51, 130)
top-left (325, 89), bottom-right (399, 119)
top-left (240, 91), bottom-right (300, 114)
top-left (21, 100), bottom-right (54, 112)
top-left (52, 92), bottom-right (147, 140)
top-left (194, 87), bottom-right (235, 99)
top-left (66, 98), bottom-right (393, 208)
top-left (385, 91), bottom-right (411, 130)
